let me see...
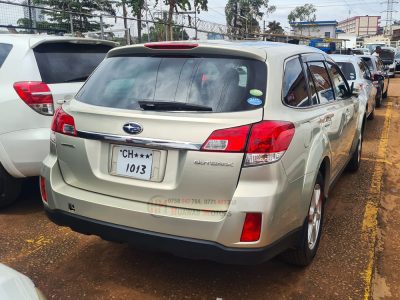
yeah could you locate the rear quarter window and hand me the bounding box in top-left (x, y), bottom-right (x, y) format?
top-left (0, 43), bottom-right (12, 68)
top-left (282, 57), bottom-right (310, 107)
top-left (33, 42), bottom-right (113, 84)
top-left (336, 62), bottom-right (357, 81)
top-left (76, 55), bottom-right (267, 113)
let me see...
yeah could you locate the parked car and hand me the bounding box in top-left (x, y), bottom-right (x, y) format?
top-left (352, 48), bottom-right (371, 55)
top-left (380, 47), bottom-right (396, 78)
top-left (0, 34), bottom-right (115, 207)
top-left (394, 51), bottom-right (400, 73)
top-left (358, 55), bottom-right (390, 101)
top-left (331, 54), bottom-right (378, 117)
top-left (0, 264), bottom-right (45, 299)
top-left (41, 41), bottom-right (366, 266)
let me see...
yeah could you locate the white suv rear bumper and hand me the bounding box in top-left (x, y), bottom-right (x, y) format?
top-left (0, 128), bottom-right (50, 178)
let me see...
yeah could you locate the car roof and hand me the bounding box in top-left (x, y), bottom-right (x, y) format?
top-left (0, 34), bottom-right (116, 48)
top-left (108, 40), bottom-right (325, 62)
top-left (330, 54), bottom-right (362, 64)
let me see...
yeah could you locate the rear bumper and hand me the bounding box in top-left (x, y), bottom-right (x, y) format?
top-left (45, 207), bottom-right (301, 265)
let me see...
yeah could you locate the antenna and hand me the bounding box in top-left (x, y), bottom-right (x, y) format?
top-left (382, 0), bottom-right (399, 35)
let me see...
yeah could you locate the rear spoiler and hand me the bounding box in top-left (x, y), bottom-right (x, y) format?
top-left (107, 42), bottom-right (268, 62)
top-left (30, 38), bottom-right (117, 49)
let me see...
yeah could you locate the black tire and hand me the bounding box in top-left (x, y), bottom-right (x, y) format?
top-left (347, 132), bottom-right (363, 172)
top-left (0, 164), bottom-right (22, 208)
top-left (367, 105), bottom-right (375, 120)
top-left (383, 89), bottom-right (388, 99)
top-left (280, 172), bottom-right (325, 266)
top-left (375, 88), bottom-right (383, 108)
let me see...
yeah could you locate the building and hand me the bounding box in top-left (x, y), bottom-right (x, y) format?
top-left (22, 0), bottom-right (44, 23)
top-left (338, 16), bottom-right (380, 37)
top-left (290, 21), bottom-right (338, 38)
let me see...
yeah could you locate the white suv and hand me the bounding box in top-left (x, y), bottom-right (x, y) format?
top-left (0, 34), bottom-right (115, 207)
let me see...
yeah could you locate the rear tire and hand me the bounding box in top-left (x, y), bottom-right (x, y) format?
top-left (0, 165), bottom-right (22, 208)
top-left (347, 132), bottom-right (363, 172)
top-left (367, 105), bottom-right (375, 120)
top-left (280, 172), bottom-right (325, 266)
top-left (376, 88), bottom-right (383, 108)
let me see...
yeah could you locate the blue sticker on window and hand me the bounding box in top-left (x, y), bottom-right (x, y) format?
top-left (247, 97), bottom-right (263, 106)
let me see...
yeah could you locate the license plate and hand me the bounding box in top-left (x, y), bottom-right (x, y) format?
top-left (115, 146), bottom-right (153, 180)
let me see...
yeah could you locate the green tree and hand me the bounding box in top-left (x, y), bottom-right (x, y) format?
top-left (225, 0), bottom-right (276, 39)
top-left (155, 0), bottom-right (208, 40)
top-left (267, 20), bottom-right (284, 34)
top-left (288, 4), bottom-right (317, 36)
top-left (32, 0), bottom-right (116, 33)
top-left (119, 0), bottom-right (145, 43)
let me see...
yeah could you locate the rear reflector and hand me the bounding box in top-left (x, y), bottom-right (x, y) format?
top-left (13, 81), bottom-right (54, 116)
top-left (144, 43), bottom-right (199, 50)
top-left (240, 213), bottom-right (262, 242)
top-left (201, 125), bottom-right (250, 152)
top-left (40, 176), bottom-right (47, 202)
top-left (51, 107), bottom-right (76, 136)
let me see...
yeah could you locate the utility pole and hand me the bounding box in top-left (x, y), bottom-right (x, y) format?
top-left (382, 0), bottom-right (398, 36)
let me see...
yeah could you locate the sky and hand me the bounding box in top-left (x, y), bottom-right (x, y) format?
top-left (199, 0), bottom-right (399, 31)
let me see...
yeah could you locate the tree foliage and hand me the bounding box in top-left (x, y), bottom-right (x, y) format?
top-left (155, 0), bottom-right (208, 40)
top-left (32, 0), bottom-right (116, 33)
top-left (267, 21), bottom-right (284, 35)
top-left (288, 4), bottom-right (317, 35)
top-left (225, 0), bottom-right (275, 38)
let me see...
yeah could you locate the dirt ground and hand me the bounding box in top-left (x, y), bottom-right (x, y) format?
top-left (0, 79), bottom-right (399, 299)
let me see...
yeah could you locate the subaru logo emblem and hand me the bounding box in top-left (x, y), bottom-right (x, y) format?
top-left (123, 122), bottom-right (143, 135)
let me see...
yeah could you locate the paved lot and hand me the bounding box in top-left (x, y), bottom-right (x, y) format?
top-left (1, 78), bottom-right (400, 300)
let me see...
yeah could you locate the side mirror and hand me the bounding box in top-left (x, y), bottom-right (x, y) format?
top-left (373, 74), bottom-right (385, 81)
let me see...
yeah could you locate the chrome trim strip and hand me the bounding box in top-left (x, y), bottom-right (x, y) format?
top-left (77, 130), bottom-right (202, 151)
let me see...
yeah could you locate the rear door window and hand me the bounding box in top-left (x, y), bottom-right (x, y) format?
top-left (76, 55), bottom-right (267, 113)
top-left (282, 57), bottom-right (310, 107)
top-left (307, 61), bottom-right (335, 104)
top-left (0, 43), bottom-right (12, 68)
top-left (33, 42), bottom-right (113, 84)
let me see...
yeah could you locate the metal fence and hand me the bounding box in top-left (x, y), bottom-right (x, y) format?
top-left (0, 0), bottom-right (232, 44)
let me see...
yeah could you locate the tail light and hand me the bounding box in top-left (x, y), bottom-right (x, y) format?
top-left (201, 125), bottom-right (250, 152)
top-left (201, 121), bottom-right (295, 166)
top-left (13, 81), bottom-right (54, 116)
top-left (40, 176), bottom-right (47, 203)
top-left (240, 213), bottom-right (262, 242)
top-left (51, 107), bottom-right (76, 136)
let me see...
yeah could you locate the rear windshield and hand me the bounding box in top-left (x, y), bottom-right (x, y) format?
top-left (380, 50), bottom-right (395, 64)
top-left (33, 42), bottom-right (113, 84)
top-left (336, 62), bottom-right (357, 80)
top-left (0, 43), bottom-right (12, 68)
top-left (361, 57), bottom-right (374, 70)
top-left (75, 55), bottom-right (267, 113)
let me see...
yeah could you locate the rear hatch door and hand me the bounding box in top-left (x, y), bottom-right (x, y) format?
top-left (56, 46), bottom-right (268, 212)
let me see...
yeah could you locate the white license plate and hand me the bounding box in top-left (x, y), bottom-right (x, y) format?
top-left (115, 146), bottom-right (153, 180)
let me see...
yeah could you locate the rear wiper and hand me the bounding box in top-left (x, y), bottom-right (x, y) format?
top-left (138, 101), bottom-right (212, 112)
top-left (64, 75), bottom-right (90, 83)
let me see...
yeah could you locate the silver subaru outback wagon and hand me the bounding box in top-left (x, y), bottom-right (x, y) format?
top-left (41, 41), bottom-right (365, 266)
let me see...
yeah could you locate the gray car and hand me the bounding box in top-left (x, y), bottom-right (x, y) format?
top-left (41, 41), bottom-right (366, 266)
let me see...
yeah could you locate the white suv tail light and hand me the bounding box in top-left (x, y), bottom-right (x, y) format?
top-left (201, 121), bottom-right (295, 166)
top-left (13, 81), bottom-right (54, 116)
top-left (51, 107), bottom-right (76, 137)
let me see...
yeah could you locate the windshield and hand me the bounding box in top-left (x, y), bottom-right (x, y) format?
top-left (76, 55), bottom-right (267, 113)
top-left (34, 42), bottom-right (113, 84)
top-left (336, 62), bottom-right (357, 81)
